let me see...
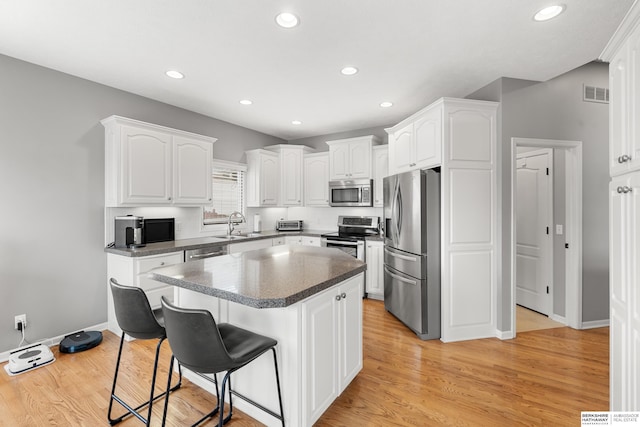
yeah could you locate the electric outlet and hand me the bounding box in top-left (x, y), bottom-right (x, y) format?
top-left (14, 314), bottom-right (26, 330)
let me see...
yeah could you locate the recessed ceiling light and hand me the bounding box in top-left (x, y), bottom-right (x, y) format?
top-left (165, 70), bottom-right (184, 79)
top-left (239, 99), bottom-right (253, 105)
top-left (341, 66), bottom-right (358, 76)
top-left (380, 101), bottom-right (393, 108)
top-left (533, 5), bottom-right (565, 21)
top-left (275, 12), bottom-right (299, 28)
top-left (291, 120), bottom-right (302, 125)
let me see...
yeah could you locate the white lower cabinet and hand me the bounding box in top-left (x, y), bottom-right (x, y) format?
top-left (609, 173), bottom-right (640, 410)
top-left (365, 240), bottom-right (384, 299)
top-left (272, 237), bottom-right (286, 246)
top-left (107, 252), bottom-right (183, 336)
top-left (302, 275), bottom-right (362, 425)
top-left (228, 238), bottom-right (274, 254)
top-left (285, 235), bottom-right (321, 246)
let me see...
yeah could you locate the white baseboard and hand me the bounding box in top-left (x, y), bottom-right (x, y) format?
top-left (580, 319), bottom-right (610, 329)
top-left (550, 313), bottom-right (567, 325)
top-left (496, 329), bottom-right (515, 340)
top-left (0, 322), bottom-right (109, 363)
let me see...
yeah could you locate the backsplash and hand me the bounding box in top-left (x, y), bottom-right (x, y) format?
top-left (104, 205), bottom-right (383, 245)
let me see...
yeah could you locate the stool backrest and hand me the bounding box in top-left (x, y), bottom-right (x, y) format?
top-left (160, 297), bottom-right (233, 374)
top-left (109, 278), bottom-right (165, 340)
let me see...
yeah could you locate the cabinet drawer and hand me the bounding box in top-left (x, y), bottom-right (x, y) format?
top-left (302, 236), bottom-right (321, 246)
top-left (135, 252), bottom-right (183, 291)
top-left (145, 286), bottom-right (174, 309)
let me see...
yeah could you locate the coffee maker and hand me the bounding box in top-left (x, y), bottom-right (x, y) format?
top-left (114, 215), bottom-right (145, 248)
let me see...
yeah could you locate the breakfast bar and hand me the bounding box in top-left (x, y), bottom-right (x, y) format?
top-left (150, 245), bottom-right (366, 427)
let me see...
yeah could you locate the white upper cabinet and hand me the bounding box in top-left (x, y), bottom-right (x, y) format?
top-left (173, 136), bottom-right (213, 205)
top-left (304, 152), bottom-right (330, 206)
top-left (246, 149), bottom-right (279, 207)
top-left (264, 145), bottom-right (314, 207)
top-left (372, 145), bottom-right (388, 207)
top-left (386, 104), bottom-right (442, 175)
top-left (609, 27), bottom-right (640, 177)
top-left (326, 136), bottom-right (380, 180)
top-left (102, 116), bottom-right (215, 207)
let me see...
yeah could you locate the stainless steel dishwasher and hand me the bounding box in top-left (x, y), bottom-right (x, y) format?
top-left (184, 245), bottom-right (228, 261)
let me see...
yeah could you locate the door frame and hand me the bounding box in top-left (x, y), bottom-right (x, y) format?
top-left (510, 138), bottom-right (583, 333)
top-left (515, 148), bottom-right (554, 316)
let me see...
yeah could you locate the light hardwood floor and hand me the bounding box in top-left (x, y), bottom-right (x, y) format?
top-left (516, 304), bottom-right (566, 333)
top-left (0, 299), bottom-right (608, 426)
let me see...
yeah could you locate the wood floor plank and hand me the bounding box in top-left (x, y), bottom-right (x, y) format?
top-left (0, 299), bottom-right (608, 426)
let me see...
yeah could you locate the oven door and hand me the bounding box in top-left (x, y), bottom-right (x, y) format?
top-left (321, 239), bottom-right (364, 261)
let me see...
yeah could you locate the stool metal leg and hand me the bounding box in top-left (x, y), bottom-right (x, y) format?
top-left (272, 348), bottom-right (286, 427)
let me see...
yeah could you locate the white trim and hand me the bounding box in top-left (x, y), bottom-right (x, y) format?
top-left (496, 329), bottom-right (515, 340)
top-left (550, 313), bottom-right (567, 325)
top-left (510, 138), bottom-right (583, 338)
top-left (600, 1), bottom-right (640, 61)
top-left (211, 158), bottom-right (247, 172)
top-left (0, 322), bottom-right (108, 363)
top-left (581, 319), bottom-right (610, 329)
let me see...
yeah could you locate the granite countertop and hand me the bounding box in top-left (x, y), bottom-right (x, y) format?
top-left (105, 229), bottom-right (332, 257)
top-left (149, 245), bottom-right (366, 308)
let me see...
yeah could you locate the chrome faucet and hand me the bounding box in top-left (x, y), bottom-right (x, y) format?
top-left (227, 211), bottom-right (246, 235)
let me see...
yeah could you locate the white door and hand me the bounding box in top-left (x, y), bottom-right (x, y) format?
top-left (515, 149), bottom-right (552, 315)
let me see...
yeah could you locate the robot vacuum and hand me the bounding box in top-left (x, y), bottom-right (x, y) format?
top-left (4, 343), bottom-right (55, 376)
top-left (59, 330), bottom-right (103, 353)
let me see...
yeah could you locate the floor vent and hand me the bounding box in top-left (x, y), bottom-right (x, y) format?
top-left (583, 85), bottom-right (609, 103)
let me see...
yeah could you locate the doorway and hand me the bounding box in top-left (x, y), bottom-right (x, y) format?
top-left (510, 138), bottom-right (583, 335)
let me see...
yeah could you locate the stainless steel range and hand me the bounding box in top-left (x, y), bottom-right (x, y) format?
top-left (322, 216), bottom-right (380, 296)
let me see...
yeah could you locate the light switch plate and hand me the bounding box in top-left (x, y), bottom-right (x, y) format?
top-left (555, 224), bottom-right (563, 235)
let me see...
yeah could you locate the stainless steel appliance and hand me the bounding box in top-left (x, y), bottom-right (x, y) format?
top-left (383, 168), bottom-right (440, 340)
top-left (185, 245), bottom-right (228, 261)
top-left (276, 219), bottom-right (303, 231)
top-left (114, 215), bottom-right (145, 249)
top-left (329, 179), bottom-right (373, 207)
top-left (322, 216), bottom-right (379, 296)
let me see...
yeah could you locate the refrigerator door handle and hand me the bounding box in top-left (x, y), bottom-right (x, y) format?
top-left (384, 265), bottom-right (418, 286)
top-left (397, 184), bottom-right (403, 236)
top-left (392, 179), bottom-right (401, 242)
top-left (384, 247), bottom-right (417, 262)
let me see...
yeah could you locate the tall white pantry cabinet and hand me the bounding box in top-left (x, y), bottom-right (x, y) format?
top-left (602, 2), bottom-right (640, 411)
top-left (386, 98), bottom-right (499, 343)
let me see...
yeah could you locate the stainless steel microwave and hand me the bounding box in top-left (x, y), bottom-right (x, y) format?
top-left (329, 179), bottom-right (373, 207)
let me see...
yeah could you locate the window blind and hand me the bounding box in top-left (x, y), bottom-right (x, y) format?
top-left (203, 161), bottom-right (246, 225)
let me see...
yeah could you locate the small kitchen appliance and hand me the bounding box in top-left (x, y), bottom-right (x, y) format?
top-left (276, 219), bottom-right (303, 231)
top-left (114, 215), bottom-right (145, 248)
top-left (4, 343), bottom-right (55, 376)
top-left (143, 218), bottom-right (175, 244)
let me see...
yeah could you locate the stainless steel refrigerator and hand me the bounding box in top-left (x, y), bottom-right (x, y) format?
top-left (383, 168), bottom-right (440, 340)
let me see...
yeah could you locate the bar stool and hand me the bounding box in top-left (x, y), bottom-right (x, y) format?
top-left (160, 296), bottom-right (285, 427)
top-left (108, 278), bottom-right (183, 426)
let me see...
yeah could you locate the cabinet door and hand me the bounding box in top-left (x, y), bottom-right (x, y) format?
top-left (389, 123), bottom-right (413, 175)
top-left (133, 252), bottom-right (183, 308)
top-left (280, 148), bottom-right (303, 206)
top-left (173, 136), bottom-right (212, 205)
top-left (121, 125), bottom-right (172, 204)
top-left (413, 108), bottom-right (442, 169)
top-left (372, 147), bottom-right (388, 207)
top-left (610, 44), bottom-right (630, 176)
top-left (303, 289), bottom-right (339, 425)
top-left (337, 277), bottom-right (363, 390)
top-left (329, 143), bottom-right (350, 180)
top-left (260, 153), bottom-right (279, 206)
top-left (348, 140), bottom-right (372, 178)
top-left (629, 30), bottom-right (640, 174)
top-left (304, 154), bottom-right (330, 206)
top-left (301, 236), bottom-right (321, 246)
top-left (228, 238), bottom-right (273, 254)
top-left (285, 236), bottom-right (302, 245)
top-left (365, 241), bottom-right (384, 296)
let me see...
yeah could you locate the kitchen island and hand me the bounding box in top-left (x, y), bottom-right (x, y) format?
top-left (150, 245), bottom-right (366, 427)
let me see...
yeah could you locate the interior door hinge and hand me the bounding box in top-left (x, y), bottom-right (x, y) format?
top-left (565, 243), bottom-right (569, 249)
top-left (546, 286), bottom-right (550, 294)
top-left (546, 226), bottom-right (549, 235)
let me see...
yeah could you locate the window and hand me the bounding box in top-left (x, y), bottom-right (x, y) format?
top-left (203, 160), bottom-right (246, 225)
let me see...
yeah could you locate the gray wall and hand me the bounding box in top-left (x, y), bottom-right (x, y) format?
top-left (0, 54), bottom-right (283, 354)
top-left (469, 61), bottom-right (610, 330)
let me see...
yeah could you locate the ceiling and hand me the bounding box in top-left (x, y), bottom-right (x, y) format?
top-left (0, 1), bottom-right (634, 140)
